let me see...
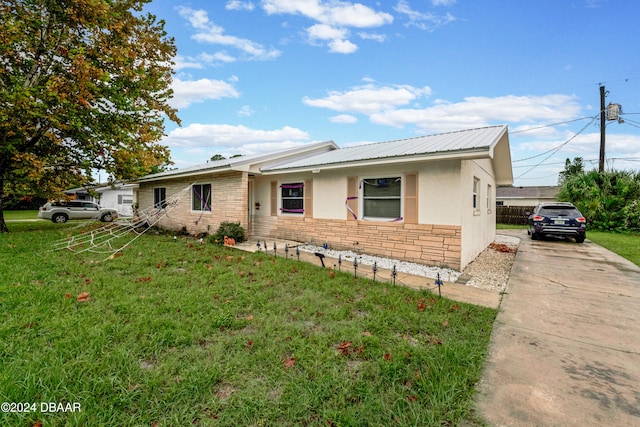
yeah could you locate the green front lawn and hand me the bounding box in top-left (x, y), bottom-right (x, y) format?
top-left (3, 210), bottom-right (39, 221)
top-left (587, 230), bottom-right (640, 267)
top-left (0, 223), bottom-right (496, 426)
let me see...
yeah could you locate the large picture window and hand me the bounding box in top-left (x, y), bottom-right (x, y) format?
top-left (192, 183), bottom-right (212, 212)
top-left (281, 183), bottom-right (304, 214)
top-left (153, 187), bottom-right (166, 209)
top-left (363, 177), bottom-right (401, 219)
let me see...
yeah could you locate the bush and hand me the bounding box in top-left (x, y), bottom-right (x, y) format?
top-left (209, 221), bottom-right (246, 244)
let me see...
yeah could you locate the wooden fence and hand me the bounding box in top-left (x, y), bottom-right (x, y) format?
top-left (496, 205), bottom-right (534, 225)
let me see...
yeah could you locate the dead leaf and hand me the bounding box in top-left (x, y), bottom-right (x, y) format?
top-left (283, 357), bottom-right (295, 368)
top-left (77, 292), bottom-right (90, 302)
top-left (406, 395), bottom-right (418, 402)
top-left (205, 264), bottom-right (212, 270)
top-left (362, 331), bottom-right (372, 337)
top-left (32, 422), bottom-right (43, 427)
top-left (246, 340), bottom-right (254, 350)
top-left (136, 277), bottom-right (152, 283)
top-left (64, 293), bottom-right (73, 299)
top-left (450, 304), bottom-right (460, 312)
top-left (384, 353), bottom-right (391, 361)
top-left (84, 278), bottom-right (91, 285)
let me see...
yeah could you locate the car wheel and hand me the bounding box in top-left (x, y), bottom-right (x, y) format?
top-left (530, 231), bottom-right (539, 240)
top-left (52, 213), bottom-right (68, 223)
top-left (101, 212), bottom-right (113, 222)
top-left (575, 235), bottom-right (585, 243)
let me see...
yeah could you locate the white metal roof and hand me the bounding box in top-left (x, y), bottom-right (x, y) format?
top-left (262, 125), bottom-right (508, 172)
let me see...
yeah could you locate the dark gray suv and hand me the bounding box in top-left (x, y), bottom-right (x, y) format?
top-left (527, 202), bottom-right (587, 243)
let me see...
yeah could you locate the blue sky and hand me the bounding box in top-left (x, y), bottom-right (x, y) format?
top-left (144, 0), bottom-right (640, 186)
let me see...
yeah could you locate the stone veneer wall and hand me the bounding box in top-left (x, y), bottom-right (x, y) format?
top-left (253, 216), bottom-right (462, 270)
top-left (138, 172), bottom-right (248, 236)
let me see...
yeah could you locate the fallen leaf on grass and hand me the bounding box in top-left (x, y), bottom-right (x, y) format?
top-left (283, 357), bottom-right (295, 368)
top-left (246, 340), bottom-right (254, 350)
top-left (64, 293), bottom-right (73, 299)
top-left (32, 422), bottom-right (42, 427)
top-left (136, 277), bottom-right (152, 283)
top-left (337, 341), bottom-right (352, 355)
top-left (362, 331), bottom-right (372, 337)
top-left (384, 353), bottom-right (391, 361)
top-left (77, 292), bottom-right (90, 302)
top-left (406, 395), bottom-right (418, 402)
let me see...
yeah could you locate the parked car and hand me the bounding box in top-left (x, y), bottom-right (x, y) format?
top-left (527, 202), bottom-right (586, 243)
top-left (38, 200), bottom-right (118, 223)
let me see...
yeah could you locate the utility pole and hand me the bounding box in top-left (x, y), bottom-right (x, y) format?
top-left (599, 84), bottom-right (606, 173)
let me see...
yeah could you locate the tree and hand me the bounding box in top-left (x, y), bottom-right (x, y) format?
top-left (557, 157), bottom-right (584, 185)
top-left (210, 154), bottom-right (226, 161)
top-left (0, 0), bottom-right (180, 232)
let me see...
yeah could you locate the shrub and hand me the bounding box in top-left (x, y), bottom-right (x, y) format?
top-left (210, 221), bottom-right (246, 244)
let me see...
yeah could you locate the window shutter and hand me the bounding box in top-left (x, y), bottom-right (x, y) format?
top-left (270, 181), bottom-right (278, 216)
top-left (404, 173), bottom-right (418, 224)
top-left (347, 176), bottom-right (358, 221)
top-left (304, 180), bottom-right (313, 218)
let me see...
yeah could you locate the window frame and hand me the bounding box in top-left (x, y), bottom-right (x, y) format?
top-left (280, 182), bottom-right (305, 215)
top-left (486, 183), bottom-right (492, 213)
top-left (473, 177), bottom-right (480, 212)
top-left (191, 183), bottom-right (212, 213)
top-left (361, 176), bottom-right (403, 221)
top-left (153, 187), bottom-right (166, 209)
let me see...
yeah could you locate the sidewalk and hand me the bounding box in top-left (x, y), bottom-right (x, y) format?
top-left (234, 237), bottom-right (502, 309)
top-left (476, 230), bottom-right (640, 426)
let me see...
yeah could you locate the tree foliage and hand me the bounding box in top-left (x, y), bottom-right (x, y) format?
top-left (559, 169), bottom-right (640, 232)
top-left (557, 157), bottom-right (584, 185)
top-left (0, 0), bottom-right (180, 231)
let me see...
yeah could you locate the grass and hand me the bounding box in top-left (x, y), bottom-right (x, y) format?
top-left (0, 221), bottom-right (496, 426)
top-left (3, 210), bottom-right (39, 221)
top-left (586, 230), bottom-right (640, 267)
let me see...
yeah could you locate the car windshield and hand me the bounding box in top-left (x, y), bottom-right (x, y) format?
top-left (539, 207), bottom-right (581, 217)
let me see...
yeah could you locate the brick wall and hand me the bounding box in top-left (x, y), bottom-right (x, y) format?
top-left (253, 216), bottom-right (462, 270)
top-left (138, 172), bottom-right (248, 235)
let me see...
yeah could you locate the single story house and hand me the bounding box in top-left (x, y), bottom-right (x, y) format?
top-left (135, 125), bottom-right (513, 270)
top-left (65, 183), bottom-right (136, 216)
top-left (496, 185), bottom-right (559, 207)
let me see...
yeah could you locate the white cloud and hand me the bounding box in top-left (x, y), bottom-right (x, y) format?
top-left (170, 78), bottom-right (240, 109)
top-left (303, 83), bottom-right (433, 114)
top-left (177, 6), bottom-right (281, 61)
top-left (330, 114), bottom-right (358, 123)
top-left (431, 0), bottom-right (456, 5)
top-left (261, 0), bottom-right (393, 28)
top-left (394, 0), bottom-right (456, 31)
top-left (369, 94), bottom-right (583, 133)
top-left (164, 123), bottom-right (310, 149)
top-left (238, 105), bottom-right (255, 117)
top-left (174, 55), bottom-right (204, 70)
top-left (358, 32), bottom-right (387, 42)
top-left (226, 0), bottom-right (255, 11)
top-left (261, 0), bottom-right (392, 53)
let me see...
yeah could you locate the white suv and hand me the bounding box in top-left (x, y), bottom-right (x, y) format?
top-left (38, 201), bottom-right (118, 223)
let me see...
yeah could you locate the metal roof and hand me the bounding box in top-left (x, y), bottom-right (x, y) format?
top-left (262, 125), bottom-right (508, 172)
top-left (137, 140), bottom-right (337, 182)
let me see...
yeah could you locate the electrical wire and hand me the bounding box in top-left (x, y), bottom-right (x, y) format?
top-left (509, 116), bottom-right (595, 134)
top-left (515, 117), bottom-right (597, 180)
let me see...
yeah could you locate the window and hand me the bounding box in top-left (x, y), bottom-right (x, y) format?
top-left (473, 177), bottom-right (480, 210)
top-left (281, 183), bottom-right (304, 214)
top-left (487, 184), bottom-right (492, 212)
top-left (192, 183), bottom-right (212, 212)
top-left (154, 187), bottom-right (166, 209)
top-left (363, 177), bottom-right (401, 219)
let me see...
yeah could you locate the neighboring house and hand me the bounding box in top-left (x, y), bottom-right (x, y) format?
top-left (496, 185), bottom-right (559, 207)
top-left (135, 125), bottom-right (513, 270)
top-left (64, 183), bottom-right (137, 216)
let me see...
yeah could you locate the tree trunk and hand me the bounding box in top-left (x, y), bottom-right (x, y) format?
top-left (0, 176), bottom-right (9, 233)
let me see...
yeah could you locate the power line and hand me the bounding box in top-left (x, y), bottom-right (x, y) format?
top-left (515, 117), bottom-right (597, 180)
top-left (509, 116), bottom-right (595, 134)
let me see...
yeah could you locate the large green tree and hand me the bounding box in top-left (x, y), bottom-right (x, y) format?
top-left (0, 0), bottom-right (180, 232)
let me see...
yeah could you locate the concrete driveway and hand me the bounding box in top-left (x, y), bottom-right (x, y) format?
top-left (476, 230), bottom-right (640, 426)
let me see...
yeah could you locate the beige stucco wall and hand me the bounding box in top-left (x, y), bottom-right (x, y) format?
top-left (251, 159), bottom-right (494, 270)
top-left (459, 158), bottom-right (497, 269)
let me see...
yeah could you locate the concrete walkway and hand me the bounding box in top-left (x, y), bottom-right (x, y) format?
top-left (476, 230), bottom-right (640, 426)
